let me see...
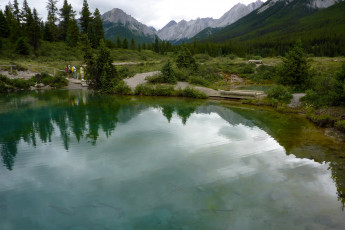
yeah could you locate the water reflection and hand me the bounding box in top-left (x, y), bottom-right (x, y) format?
top-left (1, 90), bottom-right (345, 229)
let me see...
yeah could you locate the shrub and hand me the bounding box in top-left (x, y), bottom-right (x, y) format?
top-left (278, 40), bottom-right (311, 90)
top-left (266, 85), bottom-right (292, 103)
top-left (15, 37), bottom-right (30, 55)
top-left (176, 45), bottom-right (198, 71)
top-left (161, 61), bottom-right (177, 84)
top-left (335, 120), bottom-right (345, 132)
top-left (307, 113), bottom-right (336, 128)
top-left (188, 76), bottom-right (210, 87)
top-left (174, 68), bottom-right (189, 81)
top-left (50, 76), bottom-right (68, 88)
top-left (154, 85), bottom-right (174, 96)
top-left (114, 80), bottom-right (132, 95)
top-left (146, 74), bottom-right (165, 84)
top-left (134, 84), bottom-right (155, 96)
top-left (176, 87), bottom-right (208, 99)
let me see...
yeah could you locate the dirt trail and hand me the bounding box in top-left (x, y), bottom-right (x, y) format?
top-left (124, 71), bottom-right (220, 97)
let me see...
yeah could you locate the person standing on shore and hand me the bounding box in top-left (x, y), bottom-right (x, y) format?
top-left (73, 66), bottom-right (77, 78)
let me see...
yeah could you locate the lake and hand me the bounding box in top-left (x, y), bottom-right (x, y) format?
top-left (0, 90), bottom-right (345, 230)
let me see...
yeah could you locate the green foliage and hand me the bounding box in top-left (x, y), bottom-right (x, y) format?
top-left (79, 0), bottom-right (91, 34)
top-left (31, 72), bottom-right (68, 88)
top-left (278, 41), bottom-right (311, 90)
top-left (0, 10), bottom-right (10, 38)
top-left (188, 76), bottom-right (209, 87)
top-left (335, 120), bottom-right (345, 132)
top-left (134, 84), bottom-right (175, 96)
top-left (307, 113), bottom-right (336, 128)
top-left (161, 61), bottom-right (177, 83)
top-left (176, 45), bottom-right (198, 71)
top-left (0, 74), bottom-right (34, 92)
top-left (114, 80), bottom-right (132, 95)
top-left (85, 39), bottom-right (119, 92)
top-left (176, 87), bottom-right (208, 99)
top-left (266, 85), bottom-right (292, 103)
top-left (250, 65), bottom-right (277, 82)
top-left (15, 37), bottom-right (30, 55)
top-left (303, 63), bottom-right (345, 107)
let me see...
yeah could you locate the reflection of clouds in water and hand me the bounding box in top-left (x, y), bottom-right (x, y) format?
top-left (0, 106), bottom-right (344, 229)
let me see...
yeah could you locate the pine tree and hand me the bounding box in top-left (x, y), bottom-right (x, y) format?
top-left (0, 10), bottom-right (10, 38)
top-left (12, 0), bottom-right (20, 22)
top-left (153, 36), bottom-right (159, 53)
top-left (66, 18), bottom-right (79, 47)
top-left (21, 0), bottom-right (32, 34)
top-left (29, 9), bottom-right (42, 55)
top-left (87, 21), bottom-right (96, 48)
top-left (15, 37), bottom-right (30, 55)
top-left (5, 2), bottom-right (21, 41)
top-left (176, 45), bottom-right (197, 71)
top-left (46, 0), bottom-right (58, 41)
top-left (130, 38), bottom-right (135, 50)
top-left (80, 0), bottom-right (91, 34)
top-left (122, 38), bottom-right (128, 49)
top-left (279, 40), bottom-right (311, 90)
top-left (92, 8), bottom-right (104, 48)
top-left (116, 36), bottom-right (121, 48)
top-left (59, 0), bottom-right (74, 41)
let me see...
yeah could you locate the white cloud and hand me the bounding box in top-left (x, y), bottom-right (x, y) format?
top-left (1, 0), bottom-right (266, 29)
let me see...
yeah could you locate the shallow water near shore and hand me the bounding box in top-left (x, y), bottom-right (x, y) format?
top-left (1, 90), bottom-right (345, 230)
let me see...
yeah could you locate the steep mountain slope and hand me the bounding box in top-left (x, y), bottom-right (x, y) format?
top-left (194, 0), bottom-right (344, 42)
top-left (157, 0), bottom-right (263, 42)
top-left (102, 8), bottom-right (156, 44)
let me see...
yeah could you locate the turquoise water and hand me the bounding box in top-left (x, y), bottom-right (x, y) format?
top-left (1, 90), bottom-right (345, 230)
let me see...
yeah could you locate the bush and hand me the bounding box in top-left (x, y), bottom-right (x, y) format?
top-left (174, 68), bottom-right (189, 81)
top-left (0, 74), bottom-right (33, 92)
top-left (188, 76), bottom-right (210, 87)
top-left (154, 85), bottom-right (175, 96)
top-left (176, 87), bottom-right (208, 99)
top-left (303, 74), bottom-right (344, 107)
top-left (266, 85), bottom-right (292, 103)
top-left (50, 76), bottom-right (68, 88)
top-left (161, 61), bottom-right (177, 84)
top-left (118, 66), bottom-right (135, 79)
top-left (134, 84), bottom-right (155, 96)
top-left (307, 113), bottom-right (336, 128)
top-left (15, 37), bottom-right (30, 55)
top-left (146, 74), bottom-right (166, 84)
top-left (335, 120), bottom-right (345, 132)
top-left (114, 80), bottom-right (132, 95)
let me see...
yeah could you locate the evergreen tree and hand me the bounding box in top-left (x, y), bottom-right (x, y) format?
top-left (130, 38), bottom-right (135, 50)
top-left (66, 18), bottom-right (79, 47)
top-left (5, 2), bottom-right (21, 40)
top-left (92, 8), bottom-right (104, 48)
top-left (122, 38), bottom-right (128, 49)
top-left (21, 0), bottom-right (33, 35)
top-left (46, 0), bottom-right (58, 41)
top-left (85, 39), bottom-right (119, 92)
top-left (153, 36), bottom-right (159, 53)
top-left (142, 43), bottom-right (146, 50)
top-left (176, 45), bottom-right (197, 71)
top-left (279, 40), bottom-right (311, 90)
top-left (59, 0), bottom-right (74, 41)
top-left (15, 37), bottom-right (29, 55)
top-left (137, 43), bottom-right (141, 52)
top-left (29, 8), bottom-right (41, 55)
top-left (87, 21), bottom-right (96, 48)
top-left (116, 36), bottom-right (121, 48)
top-left (12, 0), bottom-right (20, 22)
top-left (79, 0), bottom-right (91, 34)
top-left (0, 10), bottom-right (10, 38)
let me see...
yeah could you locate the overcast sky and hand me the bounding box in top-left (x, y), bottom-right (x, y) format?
top-left (1, 0), bottom-right (266, 29)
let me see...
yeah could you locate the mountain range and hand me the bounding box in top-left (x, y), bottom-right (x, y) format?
top-left (102, 1), bottom-right (264, 44)
top-left (102, 0), bottom-right (345, 48)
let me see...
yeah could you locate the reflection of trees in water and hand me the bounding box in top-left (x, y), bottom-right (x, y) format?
top-left (2, 92), bottom-right (345, 210)
top-left (0, 93), bottom-right (201, 171)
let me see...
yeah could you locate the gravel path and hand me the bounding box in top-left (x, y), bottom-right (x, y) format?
top-left (288, 93), bottom-right (306, 108)
top-left (124, 71), bottom-right (220, 97)
top-left (124, 71), bottom-right (160, 89)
